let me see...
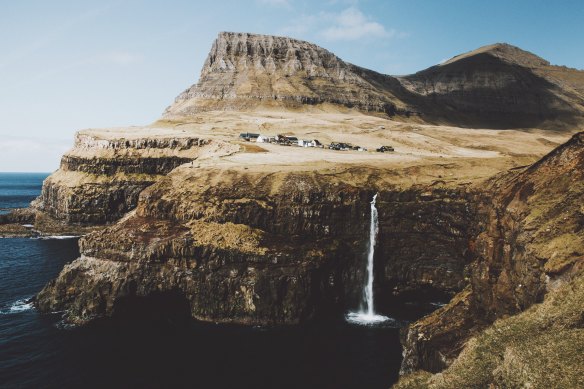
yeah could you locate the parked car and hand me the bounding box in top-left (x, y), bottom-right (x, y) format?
top-left (376, 145), bottom-right (395, 152)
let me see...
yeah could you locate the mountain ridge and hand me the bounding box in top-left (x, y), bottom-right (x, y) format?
top-left (164, 32), bottom-right (584, 130)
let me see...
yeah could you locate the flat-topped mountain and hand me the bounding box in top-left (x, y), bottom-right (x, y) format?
top-left (165, 32), bottom-right (584, 129)
top-left (164, 32), bottom-right (410, 118)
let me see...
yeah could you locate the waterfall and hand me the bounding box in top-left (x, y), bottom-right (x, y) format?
top-left (364, 193), bottom-right (378, 316)
top-left (346, 193), bottom-right (389, 325)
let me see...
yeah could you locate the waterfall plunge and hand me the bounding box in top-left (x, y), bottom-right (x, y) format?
top-left (346, 194), bottom-right (389, 325)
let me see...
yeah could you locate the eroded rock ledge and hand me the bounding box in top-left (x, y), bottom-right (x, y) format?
top-left (35, 165), bottom-right (478, 326)
top-left (26, 128), bottom-right (237, 228)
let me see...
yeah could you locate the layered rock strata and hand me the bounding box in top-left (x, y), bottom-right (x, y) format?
top-left (35, 166), bottom-right (477, 325)
top-left (164, 32), bottom-right (413, 119)
top-left (30, 129), bottom-right (235, 227)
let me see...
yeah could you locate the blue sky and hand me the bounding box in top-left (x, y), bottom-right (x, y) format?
top-left (1, 0), bottom-right (583, 171)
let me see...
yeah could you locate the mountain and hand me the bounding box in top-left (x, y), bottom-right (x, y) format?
top-left (165, 33), bottom-right (584, 129)
top-left (399, 43), bottom-right (584, 128)
top-left (163, 32), bottom-right (411, 117)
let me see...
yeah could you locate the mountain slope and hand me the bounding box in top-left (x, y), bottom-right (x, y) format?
top-left (396, 131), bottom-right (584, 387)
top-left (164, 32), bottom-right (413, 118)
top-left (399, 43), bottom-right (584, 128)
top-left (165, 34), bottom-right (584, 129)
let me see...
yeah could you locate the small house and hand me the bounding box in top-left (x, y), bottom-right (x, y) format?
top-left (257, 135), bottom-right (276, 143)
top-left (239, 132), bottom-right (260, 141)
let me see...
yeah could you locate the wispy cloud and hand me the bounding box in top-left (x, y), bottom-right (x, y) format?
top-left (98, 51), bottom-right (144, 66)
top-left (321, 7), bottom-right (392, 41)
top-left (278, 14), bottom-right (319, 37)
top-left (279, 6), bottom-right (406, 43)
top-left (2, 50), bottom-right (143, 92)
top-left (0, 137), bottom-right (70, 153)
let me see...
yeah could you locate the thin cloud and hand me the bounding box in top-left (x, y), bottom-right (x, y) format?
top-left (279, 6), bottom-right (405, 43)
top-left (0, 137), bottom-right (70, 172)
top-left (0, 138), bottom-right (70, 153)
top-left (3, 50), bottom-right (144, 92)
top-left (321, 7), bottom-right (393, 41)
top-left (278, 14), bottom-right (319, 37)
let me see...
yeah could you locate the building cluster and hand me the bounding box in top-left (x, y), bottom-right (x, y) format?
top-left (239, 132), bottom-right (323, 148)
top-left (238, 132), bottom-right (393, 153)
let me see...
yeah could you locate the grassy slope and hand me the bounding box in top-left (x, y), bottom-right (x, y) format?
top-left (394, 271), bottom-right (584, 388)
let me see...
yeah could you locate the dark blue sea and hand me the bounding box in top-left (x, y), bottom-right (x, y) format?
top-left (0, 173), bottom-right (436, 389)
top-left (0, 173), bottom-right (47, 215)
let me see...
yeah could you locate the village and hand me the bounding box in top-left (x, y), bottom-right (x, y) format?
top-left (238, 132), bottom-right (395, 153)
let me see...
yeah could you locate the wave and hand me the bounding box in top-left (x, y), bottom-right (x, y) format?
top-left (0, 297), bottom-right (35, 315)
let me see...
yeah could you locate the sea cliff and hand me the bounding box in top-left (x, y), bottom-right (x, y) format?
top-left (3, 31), bottom-right (582, 388)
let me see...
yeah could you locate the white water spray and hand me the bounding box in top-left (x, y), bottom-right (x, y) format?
top-left (346, 194), bottom-right (389, 325)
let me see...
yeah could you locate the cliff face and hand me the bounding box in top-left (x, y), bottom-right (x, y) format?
top-left (398, 132), bottom-right (584, 385)
top-left (165, 33), bottom-right (584, 129)
top-left (31, 129), bottom-right (236, 227)
top-left (377, 189), bottom-right (477, 299)
top-left (35, 165), bottom-right (478, 325)
top-left (164, 32), bottom-right (412, 118)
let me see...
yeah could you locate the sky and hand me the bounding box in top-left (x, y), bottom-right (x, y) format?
top-left (0, 0), bottom-right (583, 171)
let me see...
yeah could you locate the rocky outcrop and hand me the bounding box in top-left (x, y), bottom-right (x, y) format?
top-left (165, 33), bottom-right (584, 129)
top-left (31, 129), bottom-right (236, 226)
top-left (164, 32), bottom-right (413, 118)
top-left (398, 132), bottom-right (584, 383)
top-left (35, 165), bottom-right (478, 325)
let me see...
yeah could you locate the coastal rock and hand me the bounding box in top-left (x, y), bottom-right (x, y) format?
top-left (31, 128), bottom-right (237, 226)
top-left (36, 166), bottom-right (476, 325)
top-left (397, 132), bottom-right (584, 383)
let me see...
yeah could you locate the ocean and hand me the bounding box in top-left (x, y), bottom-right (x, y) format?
top-left (0, 173), bottom-right (434, 389)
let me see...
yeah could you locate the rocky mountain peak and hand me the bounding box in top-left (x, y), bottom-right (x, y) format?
top-left (164, 32), bottom-right (406, 118)
top-left (202, 32), bottom-right (348, 77)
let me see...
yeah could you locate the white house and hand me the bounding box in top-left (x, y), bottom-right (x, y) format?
top-left (298, 139), bottom-right (323, 148)
top-left (257, 135), bottom-right (276, 143)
